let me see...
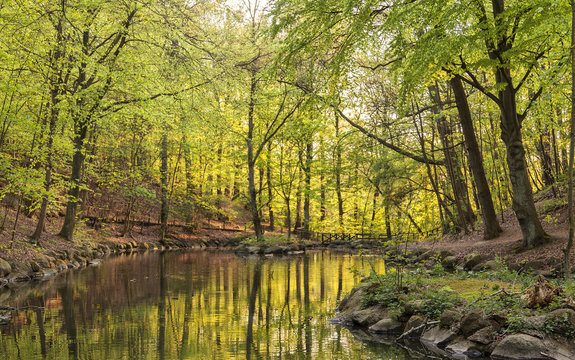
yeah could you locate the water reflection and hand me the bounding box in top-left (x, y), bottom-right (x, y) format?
top-left (0, 250), bottom-right (413, 359)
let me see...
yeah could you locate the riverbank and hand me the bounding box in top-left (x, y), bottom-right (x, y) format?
top-left (331, 253), bottom-right (575, 360)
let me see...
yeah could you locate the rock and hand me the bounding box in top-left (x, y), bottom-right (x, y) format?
top-left (544, 308), bottom-right (575, 336)
top-left (482, 260), bottom-right (502, 271)
top-left (490, 334), bottom-right (546, 360)
top-left (0, 258), bottom-right (12, 277)
top-left (0, 311), bottom-right (12, 325)
top-left (438, 250), bottom-right (455, 260)
top-left (445, 339), bottom-right (475, 355)
top-left (398, 300), bottom-right (424, 321)
top-left (463, 252), bottom-right (483, 270)
top-left (32, 269), bottom-right (57, 279)
top-left (416, 250), bottom-right (435, 263)
top-left (29, 261), bottom-right (40, 272)
top-left (36, 255), bottom-right (52, 268)
top-left (440, 309), bottom-right (461, 328)
top-left (403, 315), bottom-right (427, 338)
top-left (523, 259), bottom-right (546, 272)
top-left (441, 256), bottom-right (458, 271)
top-left (421, 325), bottom-right (457, 347)
top-left (468, 326), bottom-right (496, 345)
top-left (55, 259), bottom-right (68, 272)
top-left (247, 246), bottom-right (262, 254)
top-left (368, 318), bottom-right (404, 334)
top-left (8, 272), bottom-right (30, 282)
top-left (264, 246), bottom-right (285, 255)
top-left (350, 307), bottom-right (387, 327)
top-left (488, 312), bottom-right (508, 330)
top-left (459, 310), bottom-right (490, 337)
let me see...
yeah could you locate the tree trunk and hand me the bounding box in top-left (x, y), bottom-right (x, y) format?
top-left (247, 72), bottom-right (263, 241)
top-left (294, 166), bottom-right (302, 231)
top-left (303, 142), bottom-right (312, 233)
top-left (488, 0), bottom-right (548, 249)
top-left (160, 133), bottom-right (169, 241)
top-left (266, 143), bottom-right (275, 231)
top-left (450, 76), bottom-right (502, 239)
top-left (429, 83), bottom-right (475, 231)
top-left (58, 132), bottom-right (87, 241)
top-left (564, 0), bottom-right (575, 277)
top-left (537, 126), bottom-right (555, 187)
top-left (335, 111), bottom-right (344, 228)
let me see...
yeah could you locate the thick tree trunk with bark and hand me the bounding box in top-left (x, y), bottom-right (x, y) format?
top-left (498, 77), bottom-right (548, 249)
top-left (59, 130), bottom-right (87, 241)
top-left (485, 0), bottom-right (548, 249)
top-left (450, 77), bottom-right (502, 239)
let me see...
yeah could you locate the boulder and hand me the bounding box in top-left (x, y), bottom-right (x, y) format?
top-left (468, 326), bottom-right (496, 345)
top-left (0, 258), bottom-right (12, 277)
top-left (350, 307), bottom-right (387, 327)
top-left (445, 339), bottom-right (475, 355)
top-left (397, 300), bottom-right (424, 321)
top-left (482, 260), bottom-right (502, 271)
top-left (544, 308), bottom-right (575, 336)
top-left (403, 315), bottom-right (427, 338)
top-left (368, 318), bottom-right (404, 334)
top-left (29, 261), bottom-right (40, 272)
top-left (416, 250), bottom-right (435, 263)
top-left (421, 325), bottom-right (457, 347)
top-left (463, 252), bottom-right (483, 270)
top-left (459, 310), bottom-right (490, 337)
top-left (264, 246), bottom-right (286, 255)
top-left (490, 334), bottom-right (546, 360)
top-left (438, 250), bottom-right (455, 260)
top-left (441, 256), bottom-right (458, 271)
top-left (440, 309), bottom-right (462, 328)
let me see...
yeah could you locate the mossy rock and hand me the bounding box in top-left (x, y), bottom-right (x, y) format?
top-left (441, 256), bottom-right (458, 271)
top-left (440, 309), bottom-right (462, 329)
top-left (0, 258), bottom-right (11, 277)
top-left (463, 252), bottom-right (482, 270)
top-left (459, 310), bottom-right (490, 337)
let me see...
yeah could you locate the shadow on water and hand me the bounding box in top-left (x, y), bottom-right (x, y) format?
top-left (0, 250), bottom-right (445, 359)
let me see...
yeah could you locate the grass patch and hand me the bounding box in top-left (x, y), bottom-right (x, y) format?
top-left (432, 278), bottom-right (520, 301)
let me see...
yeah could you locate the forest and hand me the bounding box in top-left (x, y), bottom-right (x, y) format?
top-left (0, 0), bottom-right (573, 259)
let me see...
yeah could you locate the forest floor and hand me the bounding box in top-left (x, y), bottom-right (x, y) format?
top-left (0, 184), bottom-right (571, 271)
top-left (417, 185), bottom-right (570, 270)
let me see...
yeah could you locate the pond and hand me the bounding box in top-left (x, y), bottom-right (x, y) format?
top-left (0, 249), bottom-right (426, 359)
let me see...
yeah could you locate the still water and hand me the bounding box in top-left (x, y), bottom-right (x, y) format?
top-left (0, 250), bottom-right (417, 359)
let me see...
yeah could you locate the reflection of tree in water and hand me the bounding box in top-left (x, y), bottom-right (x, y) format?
top-left (59, 280), bottom-right (78, 360)
top-left (246, 260), bottom-right (261, 360)
top-left (0, 251), bottom-right (400, 359)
